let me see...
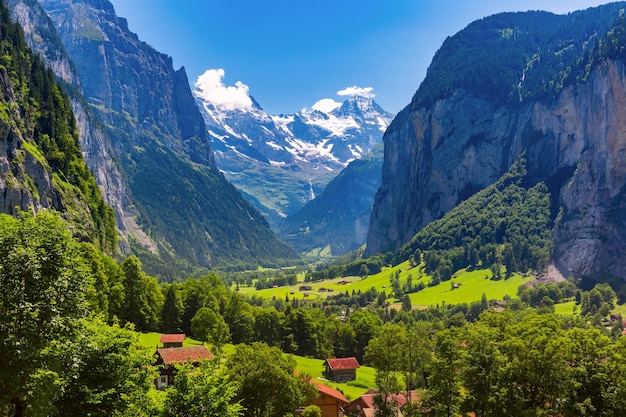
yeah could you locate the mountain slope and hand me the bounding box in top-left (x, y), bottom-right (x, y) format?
top-left (0, 0), bottom-right (116, 252)
top-left (366, 3), bottom-right (626, 279)
top-left (36, 0), bottom-right (299, 276)
top-left (278, 143), bottom-right (384, 256)
top-left (8, 0), bottom-right (131, 251)
top-left (194, 81), bottom-right (392, 227)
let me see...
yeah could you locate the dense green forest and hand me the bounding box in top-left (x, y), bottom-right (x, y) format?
top-left (3, 209), bottom-right (626, 417)
top-left (412, 3), bottom-right (626, 110)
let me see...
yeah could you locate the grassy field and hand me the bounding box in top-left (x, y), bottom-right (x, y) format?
top-left (407, 268), bottom-right (532, 307)
top-left (139, 333), bottom-right (375, 400)
top-left (238, 261), bottom-right (534, 308)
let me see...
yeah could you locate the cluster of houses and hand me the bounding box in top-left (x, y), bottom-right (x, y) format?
top-left (154, 334), bottom-right (426, 417)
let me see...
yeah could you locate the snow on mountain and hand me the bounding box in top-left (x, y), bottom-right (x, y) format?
top-left (192, 69), bottom-right (394, 226)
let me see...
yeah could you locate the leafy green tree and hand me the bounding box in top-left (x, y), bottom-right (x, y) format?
top-left (301, 405), bottom-right (322, 417)
top-left (253, 307), bottom-right (283, 347)
top-left (366, 323), bottom-right (405, 417)
top-left (161, 361), bottom-right (243, 417)
top-left (349, 310), bottom-right (383, 363)
top-left (120, 256), bottom-right (163, 331)
top-left (0, 211), bottom-right (90, 416)
top-left (161, 285), bottom-right (182, 333)
top-left (53, 317), bottom-right (156, 417)
top-left (226, 343), bottom-right (317, 417)
top-left (427, 329), bottom-right (463, 417)
top-left (359, 264), bottom-right (370, 278)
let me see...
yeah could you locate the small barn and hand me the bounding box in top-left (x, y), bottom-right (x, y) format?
top-left (324, 357), bottom-right (360, 382)
top-left (155, 346), bottom-right (213, 389)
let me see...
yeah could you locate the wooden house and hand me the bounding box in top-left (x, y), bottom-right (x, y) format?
top-left (160, 333), bottom-right (185, 348)
top-left (298, 380), bottom-right (349, 417)
top-left (344, 389), bottom-right (425, 417)
top-left (324, 357), bottom-right (360, 382)
top-left (154, 346), bottom-right (213, 389)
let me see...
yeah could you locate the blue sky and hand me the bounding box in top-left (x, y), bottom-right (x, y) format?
top-left (108, 0), bottom-right (612, 115)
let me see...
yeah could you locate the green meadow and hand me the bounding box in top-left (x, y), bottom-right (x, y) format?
top-left (237, 261), bottom-right (534, 308)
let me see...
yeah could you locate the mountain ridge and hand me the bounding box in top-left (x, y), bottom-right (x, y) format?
top-left (367, 3), bottom-right (626, 279)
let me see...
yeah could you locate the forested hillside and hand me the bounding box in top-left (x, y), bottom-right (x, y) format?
top-left (0, 0), bottom-right (116, 252)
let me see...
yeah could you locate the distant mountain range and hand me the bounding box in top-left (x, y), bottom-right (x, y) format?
top-left (7, 0), bottom-right (299, 277)
top-left (194, 81), bottom-right (393, 226)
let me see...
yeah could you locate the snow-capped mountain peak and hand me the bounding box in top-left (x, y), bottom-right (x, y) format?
top-left (192, 74), bottom-right (394, 224)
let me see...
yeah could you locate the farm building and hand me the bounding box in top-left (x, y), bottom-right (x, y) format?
top-left (323, 357), bottom-right (360, 382)
top-left (154, 346), bottom-right (213, 389)
top-left (298, 380), bottom-right (349, 417)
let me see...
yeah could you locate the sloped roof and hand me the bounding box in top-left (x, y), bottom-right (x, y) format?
top-left (312, 380), bottom-right (349, 404)
top-left (325, 357), bottom-right (360, 370)
top-left (160, 333), bottom-right (186, 343)
top-left (157, 346), bottom-right (213, 365)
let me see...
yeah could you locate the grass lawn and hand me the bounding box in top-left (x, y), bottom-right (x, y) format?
top-left (407, 268), bottom-right (532, 307)
top-left (554, 301), bottom-right (579, 316)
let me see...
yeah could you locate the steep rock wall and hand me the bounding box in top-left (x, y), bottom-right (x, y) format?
top-left (367, 59), bottom-right (626, 278)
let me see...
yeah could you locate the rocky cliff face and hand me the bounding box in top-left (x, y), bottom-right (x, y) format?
top-left (367, 59), bottom-right (626, 278)
top-left (8, 0), bottom-right (131, 250)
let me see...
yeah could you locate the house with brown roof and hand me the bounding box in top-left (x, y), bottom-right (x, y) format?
top-left (344, 389), bottom-right (425, 417)
top-left (155, 346), bottom-right (213, 389)
top-left (160, 333), bottom-right (185, 348)
top-left (324, 357), bottom-right (360, 382)
top-left (298, 380), bottom-right (350, 417)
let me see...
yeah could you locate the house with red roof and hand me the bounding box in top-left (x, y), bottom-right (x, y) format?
top-left (344, 389), bottom-right (426, 417)
top-left (324, 357), bottom-right (360, 382)
top-left (154, 345), bottom-right (213, 389)
top-left (159, 333), bottom-right (185, 348)
top-left (298, 380), bottom-right (350, 417)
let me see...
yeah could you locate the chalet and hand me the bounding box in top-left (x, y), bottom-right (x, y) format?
top-left (155, 346), bottom-right (213, 389)
top-left (298, 380), bottom-right (349, 417)
top-left (160, 333), bottom-right (185, 348)
top-left (344, 389), bottom-right (425, 417)
top-left (324, 357), bottom-right (360, 382)
top-left (300, 285), bottom-right (313, 291)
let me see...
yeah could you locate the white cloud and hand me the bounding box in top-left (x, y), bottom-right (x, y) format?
top-left (336, 85), bottom-right (375, 98)
top-left (311, 98), bottom-right (342, 113)
top-left (194, 68), bottom-right (253, 111)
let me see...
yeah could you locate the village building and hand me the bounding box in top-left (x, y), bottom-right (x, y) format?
top-left (298, 380), bottom-right (349, 417)
top-left (155, 346), bottom-right (213, 389)
top-left (323, 357), bottom-right (360, 382)
top-left (344, 389), bottom-right (424, 417)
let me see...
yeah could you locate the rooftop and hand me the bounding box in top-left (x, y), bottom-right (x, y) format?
top-left (156, 346), bottom-right (213, 365)
top-left (160, 334), bottom-right (186, 343)
top-left (325, 357), bottom-right (360, 370)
